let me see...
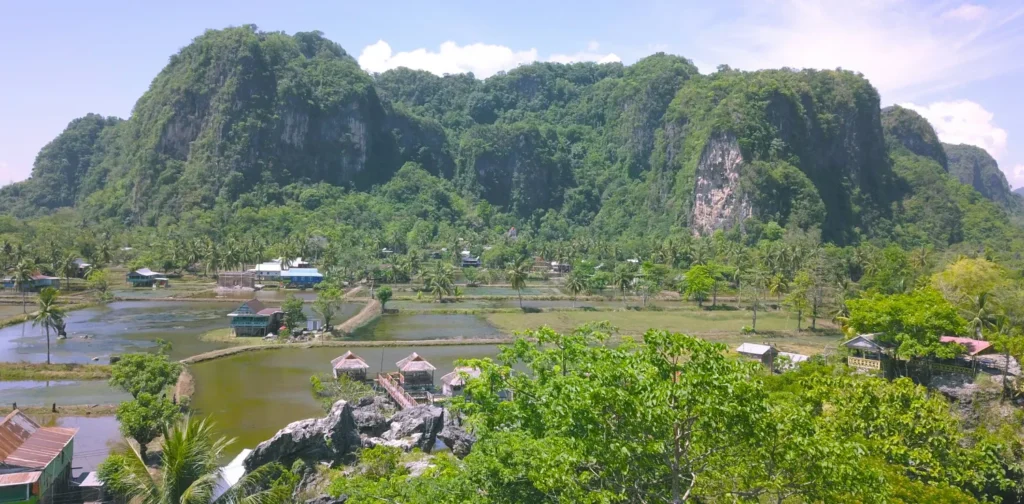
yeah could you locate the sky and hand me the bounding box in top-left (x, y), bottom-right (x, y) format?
top-left (2, 0), bottom-right (1023, 187)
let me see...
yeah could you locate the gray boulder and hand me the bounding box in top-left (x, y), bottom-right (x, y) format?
top-left (381, 405), bottom-right (444, 452)
top-left (244, 400), bottom-right (360, 471)
top-left (305, 495), bottom-right (347, 504)
top-left (352, 407), bottom-right (389, 437)
top-left (438, 425), bottom-right (476, 458)
top-left (362, 434), bottom-right (422, 452)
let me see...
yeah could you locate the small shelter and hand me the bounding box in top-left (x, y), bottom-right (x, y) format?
top-left (0, 410), bottom-right (78, 504)
top-left (74, 471), bottom-right (105, 504)
top-left (396, 352), bottom-right (436, 389)
top-left (281, 268), bottom-right (323, 288)
top-left (736, 343), bottom-right (779, 368)
top-left (440, 366), bottom-right (481, 396)
top-left (217, 271), bottom-right (256, 289)
top-left (940, 336), bottom-right (994, 357)
top-left (72, 259), bottom-right (91, 278)
top-left (842, 333), bottom-right (894, 373)
top-left (777, 351), bottom-right (809, 371)
top-left (332, 351), bottom-right (370, 381)
top-left (460, 252), bottom-right (481, 268)
top-left (227, 299), bottom-right (283, 336)
top-left (2, 273), bottom-right (60, 292)
top-left (126, 268), bottom-right (169, 287)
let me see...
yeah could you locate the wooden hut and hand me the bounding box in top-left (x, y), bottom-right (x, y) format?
top-left (331, 351), bottom-right (370, 381)
top-left (396, 352), bottom-right (436, 389)
top-left (736, 343), bottom-right (779, 369)
top-left (440, 366), bottom-right (481, 396)
top-left (126, 268), bottom-right (169, 287)
top-left (842, 333), bottom-right (894, 374)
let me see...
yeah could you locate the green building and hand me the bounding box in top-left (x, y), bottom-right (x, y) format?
top-left (228, 299), bottom-right (283, 336)
top-left (0, 411), bottom-right (77, 504)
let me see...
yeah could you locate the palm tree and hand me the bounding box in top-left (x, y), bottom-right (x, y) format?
top-left (565, 272), bottom-right (586, 308)
top-left (11, 259), bottom-right (36, 313)
top-left (612, 264), bottom-right (635, 308)
top-left (32, 287), bottom-right (65, 365)
top-left (422, 261), bottom-right (454, 302)
top-left (506, 257), bottom-right (531, 309)
top-left (58, 253), bottom-right (78, 289)
top-left (965, 291), bottom-right (997, 338)
top-left (100, 415), bottom-right (290, 504)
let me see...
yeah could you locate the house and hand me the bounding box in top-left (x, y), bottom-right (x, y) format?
top-left (0, 410), bottom-right (77, 504)
top-left (777, 352), bottom-right (809, 371)
top-left (440, 367), bottom-right (481, 396)
top-left (228, 299), bottom-right (283, 337)
top-left (397, 353), bottom-right (436, 390)
top-left (281, 268), bottom-right (323, 288)
top-left (217, 271), bottom-right (256, 289)
top-left (126, 268), bottom-right (169, 288)
top-left (550, 262), bottom-right (571, 274)
top-left (460, 252), bottom-right (481, 268)
top-left (940, 336), bottom-right (994, 357)
top-left (72, 259), bottom-right (91, 278)
top-left (842, 333), bottom-right (895, 373)
top-left (736, 343), bottom-right (779, 368)
top-left (73, 472), bottom-right (104, 504)
top-left (2, 274), bottom-right (60, 292)
top-left (250, 260), bottom-right (283, 281)
top-left (332, 351), bottom-right (370, 381)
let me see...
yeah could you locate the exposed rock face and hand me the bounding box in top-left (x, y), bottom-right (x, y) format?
top-left (380, 405), bottom-right (444, 453)
top-left (244, 400), bottom-right (360, 471)
top-left (691, 133), bottom-right (750, 236)
top-left (945, 143), bottom-right (1017, 209)
top-left (438, 425), bottom-right (476, 458)
top-left (305, 495), bottom-right (348, 504)
top-left (351, 399), bottom-right (390, 437)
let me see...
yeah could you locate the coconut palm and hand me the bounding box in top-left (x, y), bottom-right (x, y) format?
top-left (422, 261), bottom-right (454, 302)
top-left (506, 256), bottom-right (531, 309)
top-left (565, 272), bottom-right (586, 308)
top-left (10, 259), bottom-right (36, 313)
top-left (32, 287), bottom-right (65, 365)
top-left (965, 291), bottom-right (997, 338)
top-left (99, 415), bottom-right (291, 504)
top-left (612, 264), bottom-right (635, 308)
top-left (57, 253), bottom-right (78, 289)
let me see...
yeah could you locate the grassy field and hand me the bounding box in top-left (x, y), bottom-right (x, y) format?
top-left (485, 309), bottom-right (841, 355)
top-left (0, 362), bottom-right (113, 380)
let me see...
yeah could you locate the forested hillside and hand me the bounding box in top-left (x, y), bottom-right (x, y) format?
top-left (1, 25), bottom-right (1022, 256)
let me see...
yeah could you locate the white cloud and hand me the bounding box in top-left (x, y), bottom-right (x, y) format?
top-left (357, 40), bottom-right (620, 79)
top-left (1013, 165), bottom-right (1024, 189)
top-left (694, 0), bottom-right (1024, 99)
top-left (942, 3), bottom-right (988, 21)
top-left (902, 100), bottom-right (1007, 159)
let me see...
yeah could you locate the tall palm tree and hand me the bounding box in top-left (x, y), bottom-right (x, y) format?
top-left (612, 264), bottom-right (635, 308)
top-left (11, 259), bottom-right (36, 313)
top-left (506, 256), bottom-right (531, 309)
top-left (965, 291), bottom-right (997, 338)
top-left (32, 287), bottom-right (65, 365)
top-left (58, 253), bottom-right (78, 289)
top-left (565, 272), bottom-right (586, 308)
top-left (422, 261), bottom-right (454, 302)
top-left (100, 415), bottom-right (290, 504)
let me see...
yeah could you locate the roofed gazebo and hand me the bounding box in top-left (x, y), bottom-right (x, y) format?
top-left (440, 366), bottom-right (481, 396)
top-left (331, 351), bottom-right (370, 381)
top-left (396, 352), bottom-right (436, 390)
top-left (842, 333), bottom-right (894, 375)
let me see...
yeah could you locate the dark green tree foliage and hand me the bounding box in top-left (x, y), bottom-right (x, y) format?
top-left (881, 105), bottom-right (948, 169)
top-left (109, 353), bottom-right (182, 398)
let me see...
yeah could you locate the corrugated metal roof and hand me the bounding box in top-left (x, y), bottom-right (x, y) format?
top-left (940, 336), bottom-right (993, 356)
top-left (0, 471), bottom-right (41, 487)
top-left (737, 343), bottom-right (775, 356)
top-left (281, 268), bottom-right (322, 278)
top-left (0, 411), bottom-right (77, 470)
top-left (332, 351), bottom-right (369, 370)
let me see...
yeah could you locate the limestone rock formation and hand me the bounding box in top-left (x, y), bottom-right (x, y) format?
top-left (243, 400), bottom-right (360, 471)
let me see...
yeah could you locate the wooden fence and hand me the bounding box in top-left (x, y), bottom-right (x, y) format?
top-left (848, 356), bottom-right (881, 371)
top-left (377, 373), bottom-right (417, 410)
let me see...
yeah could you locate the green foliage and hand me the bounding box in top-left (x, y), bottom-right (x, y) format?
top-left (31, 287), bottom-right (64, 364)
top-left (282, 294), bottom-right (306, 333)
top-left (109, 352), bottom-right (182, 398)
top-left (846, 287), bottom-right (968, 358)
top-left (309, 373), bottom-right (376, 412)
top-left (683, 264), bottom-right (714, 307)
top-left (313, 286), bottom-right (341, 329)
top-left (115, 392), bottom-right (180, 458)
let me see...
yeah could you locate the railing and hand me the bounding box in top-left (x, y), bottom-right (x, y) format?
top-left (377, 373), bottom-right (417, 410)
top-left (848, 356), bottom-right (881, 370)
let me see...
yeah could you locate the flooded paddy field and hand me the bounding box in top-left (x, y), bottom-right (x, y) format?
top-left (352, 314), bottom-right (504, 340)
top-left (190, 344), bottom-right (502, 458)
top-left (0, 379), bottom-right (129, 406)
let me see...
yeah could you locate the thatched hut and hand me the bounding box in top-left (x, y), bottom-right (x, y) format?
top-left (440, 366), bottom-right (481, 396)
top-left (331, 351), bottom-right (370, 381)
top-left (396, 352), bottom-right (436, 389)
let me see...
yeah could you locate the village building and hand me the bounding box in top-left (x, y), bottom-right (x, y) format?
top-left (73, 472), bottom-right (104, 504)
top-left (250, 260), bottom-right (283, 281)
top-left (126, 268), bottom-right (169, 288)
top-left (217, 271), bottom-right (256, 289)
top-left (281, 268), bottom-right (323, 288)
top-left (72, 259), bottom-right (91, 278)
top-left (2, 274), bottom-right (60, 292)
top-left (440, 367), bottom-right (481, 396)
top-left (736, 343), bottom-right (779, 368)
top-left (332, 351), bottom-right (370, 381)
top-left (396, 352), bottom-right (436, 390)
top-left (842, 333), bottom-right (895, 374)
top-left (460, 251), bottom-right (481, 268)
top-left (227, 299), bottom-right (283, 337)
top-left (777, 351), bottom-right (810, 371)
top-left (0, 410), bottom-right (77, 504)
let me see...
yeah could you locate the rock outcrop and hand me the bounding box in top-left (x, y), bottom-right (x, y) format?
top-left (244, 400), bottom-right (360, 472)
top-left (690, 133), bottom-right (750, 236)
top-left (362, 405), bottom-right (445, 453)
top-left (438, 425), bottom-right (476, 458)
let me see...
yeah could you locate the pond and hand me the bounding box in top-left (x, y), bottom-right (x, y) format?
top-left (190, 344), bottom-right (502, 458)
top-left (0, 380), bottom-right (129, 406)
top-left (57, 416), bottom-right (124, 472)
top-left (353, 314), bottom-right (504, 341)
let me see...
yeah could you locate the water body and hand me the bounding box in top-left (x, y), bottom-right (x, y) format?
top-left (56, 416), bottom-right (124, 472)
top-left (0, 380), bottom-right (129, 406)
top-left (189, 344), bottom-right (502, 458)
top-left (353, 314), bottom-right (504, 341)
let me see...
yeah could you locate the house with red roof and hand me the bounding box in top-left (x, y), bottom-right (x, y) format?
top-left (0, 410), bottom-right (77, 504)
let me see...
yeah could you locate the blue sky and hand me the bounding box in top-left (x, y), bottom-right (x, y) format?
top-left (2, 0), bottom-right (1023, 187)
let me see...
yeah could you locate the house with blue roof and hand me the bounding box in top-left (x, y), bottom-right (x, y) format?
top-left (281, 268), bottom-right (323, 288)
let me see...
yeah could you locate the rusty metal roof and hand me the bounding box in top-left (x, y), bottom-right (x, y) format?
top-left (0, 471), bottom-right (42, 487)
top-left (0, 411), bottom-right (77, 470)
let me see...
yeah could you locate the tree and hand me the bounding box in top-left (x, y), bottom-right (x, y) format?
top-left (32, 287), bottom-right (65, 364)
top-left (846, 288), bottom-right (968, 360)
top-left (115, 392), bottom-right (180, 462)
top-left (313, 286), bottom-right (341, 331)
top-left (109, 353), bottom-right (182, 398)
top-left (611, 263), bottom-right (635, 308)
top-left (376, 285), bottom-right (393, 310)
top-left (422, 261), bottom-right (454, 302)
top-left (10, 259), bottom-right (35, 313)
top-left (87, 268), bottom-right (111, 300)
top-left (784, 271), bottom-right (812, 330)
top-left (100, 415), bottom-right (294, 503)
top-left (683, 265), bottom-right (714, 308)
top-left (506, 256), bottom-right (531, 309)
top-left (283, 294), bottom-right (307, 333)
top-left (742, 267), bottom-right (769, 333)
top-left (564, 272), bottom-right (586, 308)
